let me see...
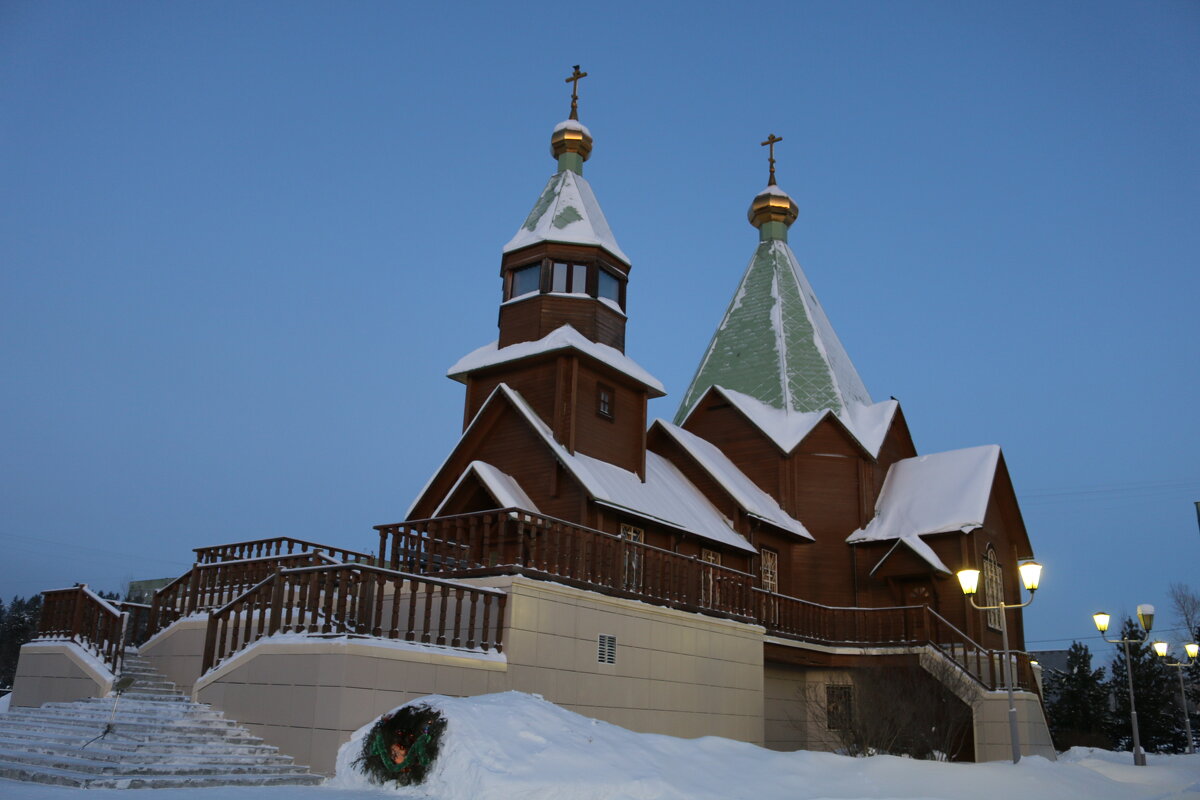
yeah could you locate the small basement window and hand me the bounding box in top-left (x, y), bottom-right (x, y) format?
top-left (826, 684), bottom-right (853, 731)
top-left (597, 633), bottom-right (617, 664)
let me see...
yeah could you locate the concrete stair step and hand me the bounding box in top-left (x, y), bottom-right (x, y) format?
top-left (0, 733), bottom-right (282, 759)
top-left (0, 747), bottom-right (306, 777)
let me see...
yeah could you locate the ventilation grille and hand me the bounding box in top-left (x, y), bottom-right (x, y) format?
top-left (597, 633), bottom-right (617, 664)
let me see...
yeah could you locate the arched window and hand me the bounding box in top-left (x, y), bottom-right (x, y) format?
top-left (982, 547), bottom-right (1003, 631)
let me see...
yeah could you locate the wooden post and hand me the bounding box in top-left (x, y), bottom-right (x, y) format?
top-left (268, 571), bottom-right (284, 636)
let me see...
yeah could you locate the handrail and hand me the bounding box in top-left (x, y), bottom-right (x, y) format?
top-left (377, 508), bottom-right (757, 619)
top-left (202, 563), bottom-right (507, 673)
top-left (36, 585), bottom-right (127, 674)
top-left (194, 537), bottom-right (374, 565)
top-left (148, 552), bottom-right (344, 638)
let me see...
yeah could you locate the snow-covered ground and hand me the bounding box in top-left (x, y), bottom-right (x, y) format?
top-left (2, 692), bottom-right (1197, 799)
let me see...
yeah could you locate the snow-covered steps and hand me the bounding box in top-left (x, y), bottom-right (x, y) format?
top-left (0, 654), bottom-right (323, 788)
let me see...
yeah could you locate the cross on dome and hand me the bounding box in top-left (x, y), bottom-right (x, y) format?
top-left (761, 133), bottom-right (783, 186)
top-left (565, 65), bottom-right (588, 120)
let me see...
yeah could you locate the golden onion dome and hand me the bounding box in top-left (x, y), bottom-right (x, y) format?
top-left (748, 183), bottom-right (799, 229)
top-left (550, 118), bottom-right (593, 163)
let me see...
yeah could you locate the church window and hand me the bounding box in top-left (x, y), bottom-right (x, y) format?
top-left (826, 685), bottom-right (853, 731)
top-left (760, 548), bottom-right (778, 594)
top-left (597, 384), bottom-right (614, 419)
top-left (597, 269), bottom-right (620, 304)
top-left (551, 261), bottom-right (588, 293)
top-left (510, 264), bottom-right (540, 298)
top-left (982, 547), bottom-right (1003, 631)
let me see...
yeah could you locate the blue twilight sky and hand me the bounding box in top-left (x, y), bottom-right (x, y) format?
top-left (1, 1), bottom-right (1197, 652)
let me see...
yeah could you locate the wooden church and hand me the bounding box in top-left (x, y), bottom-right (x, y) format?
top-left (13, 69), bottom-right (1054, 774)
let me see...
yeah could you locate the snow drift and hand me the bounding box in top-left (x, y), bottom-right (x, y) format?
top-left (332, 692), bottom-right (1200, 800)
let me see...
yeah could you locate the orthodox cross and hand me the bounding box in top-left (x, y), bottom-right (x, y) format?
top-left (565, 65), bottom-right (588, 120)
top-left (761, 133), bottom-right (783, 185)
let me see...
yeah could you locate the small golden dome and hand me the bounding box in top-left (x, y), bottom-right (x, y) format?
top-left (748, 184), bottom-right (799, 229)
top-left (551, 119), bottom-right (593, 162)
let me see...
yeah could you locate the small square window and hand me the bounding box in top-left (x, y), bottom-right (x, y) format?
top-left (597, 384), bottom-right (614, 419)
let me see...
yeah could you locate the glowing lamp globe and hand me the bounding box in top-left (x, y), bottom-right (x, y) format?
top-left (956, 569), bottom-right (981, 596)
top-left (1152, 641), bottom-right (1169, 658)
top-left (1186, 643), bottom-right (1199, 661)
top-left (1092, 612), bottom-right (1111, 634)
top-left (1018, 561), bottom-right (1043, 592)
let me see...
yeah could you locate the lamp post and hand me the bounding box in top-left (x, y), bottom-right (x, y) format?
top-left (1093, 604), bottom-right (1155, 766)
top-left (1152, 640), bottom-right (1198, 754)
top-left (956, 560), bottom-right (1043, 764)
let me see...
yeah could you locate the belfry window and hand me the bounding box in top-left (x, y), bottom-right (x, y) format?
top-left (597, 269), bottom-right (620, 303)
top-left (510, 264), bottom-right (540, 299)
top-left (552, 262), bottom-right (587, 294)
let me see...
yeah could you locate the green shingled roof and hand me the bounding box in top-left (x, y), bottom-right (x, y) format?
top-left (676, 235), bottom-right (872, 424)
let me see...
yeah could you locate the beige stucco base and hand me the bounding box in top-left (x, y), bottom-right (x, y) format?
top-left (194, 576), bottom-right (765, 775)
top-left (139, 616), bottom-right (208, 697)
top-left (10, 642), bottom-right (113, 708)
top-left (971, 690), bottom-right (1055, 762)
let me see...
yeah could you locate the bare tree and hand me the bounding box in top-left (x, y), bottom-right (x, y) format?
top-left (1168, 583), bottom-right (1200, 638)
top-left (799, 656), bottom-right (976, 761)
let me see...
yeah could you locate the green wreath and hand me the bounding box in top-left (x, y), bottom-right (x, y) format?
top-left (354, 704), bottom-right (446, 786)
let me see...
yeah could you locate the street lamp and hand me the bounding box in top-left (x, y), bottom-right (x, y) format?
top-left (956, 559), bottom-right (1042, 764)
top-left (1094, 604), bottom-right (1155, 765)
top-left (1152, 640), bottom-right (1198, 754)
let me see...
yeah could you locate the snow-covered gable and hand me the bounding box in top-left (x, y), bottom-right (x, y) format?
top-left (503, 168), bottom-right (630, 265)
top-left (447, 325), bottom-right (665, 396)
top-left (691, 385), bottom-right (899, 458)
top-left (413, 383), bottom-right (753, 553)
top-left (652, 420), bottom-right (812, 540)
top-left (677, 237), bottom-right (870, 423)
top-left (847, 444), bottom-right (1003, 572)
top-left (433, 461), bottom-right (540, 517)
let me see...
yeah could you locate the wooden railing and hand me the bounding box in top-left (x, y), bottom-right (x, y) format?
top-left (117, 601), bottom-right (152, 648)
top-left (756, 589), bottom-right (1037, 693)
top-left (37, 586), bottom-right (127, 673)
top-left (148, 552), bottom-right (342, 636)
top-left (376, 509), bottom-right (757, 619)
top-left (202, 564), bottom-right (507, 673)
top-left (194, 537), bottom-right (374, 565)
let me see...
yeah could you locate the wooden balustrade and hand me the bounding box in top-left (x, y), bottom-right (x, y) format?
top-left (376, 509), bottom-right (756, 619)
top-left (202, 563), bottom-right (507, 673)
top-left (117, 601), bottom-right (152, 648)
top-left (147, 552), bottom-right (344, 638)
top-left (194, 537), bottom-right (374, 565)
top-left (37, 586), bottom-right (127, 673)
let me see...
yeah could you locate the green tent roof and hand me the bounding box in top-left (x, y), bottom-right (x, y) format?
top-left (676, 237), bottom-right (871, 424)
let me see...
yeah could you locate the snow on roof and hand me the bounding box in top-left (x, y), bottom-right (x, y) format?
top-left (676, 237), bottom-right (871, 424)
top-left (503, 169), bottom-right (629, 265)
top-left (447, 324), bottom-right (665, 395)
top-left (847, 445), bottom-right (1002, 571)
top-left (427, 384), bottom-right (753, 552)
top-left (433, 461), bottom-right (540, 517)
top-left (653, 420), bottom-right (812, 540)
top-left (693, 385), bottom-right (898, 458)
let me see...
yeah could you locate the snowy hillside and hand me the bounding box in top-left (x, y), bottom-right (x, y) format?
top-left (2, 691), bottom-right (1197, 799)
